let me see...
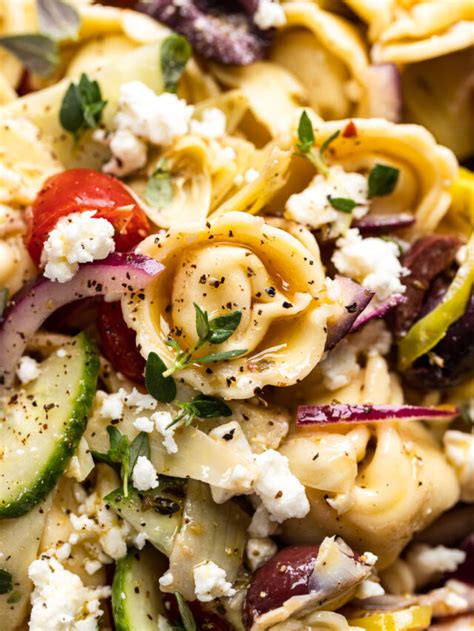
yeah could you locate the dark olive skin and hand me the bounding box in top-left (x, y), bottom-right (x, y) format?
top-left (124, 0), bottom-right (274, 64)
top-left (243, 546), bottom-right (320, 629)
top-left (405, 288), bottom-right (474, 388)
top-left (394, 235), bottom-right (461, 336)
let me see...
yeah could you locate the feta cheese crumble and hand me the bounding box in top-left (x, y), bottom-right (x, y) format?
top-left (190, 108), bottom-right (227, 139)
top-left (133, 416), bottom-right (155, 433)
top-left (332, 228), bottom-right (406, 301)
top-left (95, 128), bottom-right (147, 178)
top-left (246, 537), bottom-right (278, 572)
top-left (253, 449), bottom-right (310, 523)
top-left (152, 410), bottom-right (178, 454)
top-left (28, 555), bottom-right (111, 631)
top-left (193, 561), bottom-right (236, 602)
top-left (254, 0), bottom-right (286, 30)
top-left (405, 544), bottom-right (466, 589)
top-left (286, 166), bottom-right (369, 230)
top-left (99, 392), bottom-right (124, 420)
top-left (132, 455), bottom-right (159, 491)
top-left (16, 355), bottom-right (40, 384)
top-left (40, 211), bottom-right (115, 283)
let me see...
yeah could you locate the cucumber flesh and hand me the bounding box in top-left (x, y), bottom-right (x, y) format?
top-left (0, 333), bottom-right (99, 517)
top-left (105, 482), bottom-right (185, 557)
top-left (112, 545), bottom-right (169, 631)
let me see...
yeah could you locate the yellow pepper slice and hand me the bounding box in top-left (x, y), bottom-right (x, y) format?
top-left (348, 605), bottom-right (432, 630)
top-left (398, 230), bottom-right (474, 371)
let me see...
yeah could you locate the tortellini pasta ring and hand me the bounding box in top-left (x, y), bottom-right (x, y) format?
top-left (122, 211), bottom-right (336, 399)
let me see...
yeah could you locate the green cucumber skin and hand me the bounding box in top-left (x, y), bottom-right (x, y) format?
top-left (112, 553), bottom-right (134, 631)
top-left (0, 333), bottom-right (99, 518)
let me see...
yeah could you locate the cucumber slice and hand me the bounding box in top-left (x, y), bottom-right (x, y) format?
top-left (0, 333), bottom-right (99, 517)
top-left (112, 545), bottom-right (168, 631)
top-left (105, 480), bottom-right (185, 557)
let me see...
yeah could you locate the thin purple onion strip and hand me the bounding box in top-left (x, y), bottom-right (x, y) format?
top-left (297, 404), bottom-right (459, 426)
top-left (0, 253), bottom-right (163, 387)
top-left (351, 293), bottom-right (407, 331)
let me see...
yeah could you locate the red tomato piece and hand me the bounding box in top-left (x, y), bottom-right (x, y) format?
top-left (26, 168), bottom-right (150, 265)
top-left (97, 300), bottom-right (146, 384)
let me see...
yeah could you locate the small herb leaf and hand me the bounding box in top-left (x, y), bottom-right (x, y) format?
top-left (195, 349), bottom-right (248, 363)
top-left (175, 592), bottom-right (197, 631)
top-left (0, 34), bottom-right (58, 76)
top-left (190, 395), bottom-right (232, 419)
top-left (145, 352), bottom-right (177, 403)
top-left (319, 130), bottom-right (340, 158)
top-left (296, 110), bottom-right (314, 154)
top-left (194, 303), bottom-right (210, 341)
top-left (0, 569), bottom-right (13, 595)
top-left (37, 0), bottom-right (80, 41)
top-left (160, 34), bottom-right (192, 93)
top-left (128, 432), bottom-right (150, 475)
top-left (368, 163), bottom-right (400, 198)
top-left (328, 196), bottom-right (357, 213)
top-left (145, 160), bottom-right (173, 208)
top-left (207, 310), bottom-right (242, 344)
top-left (59, 73), bottom-right (107, 140)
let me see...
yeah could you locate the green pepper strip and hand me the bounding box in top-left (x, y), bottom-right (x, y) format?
top-left (398, 231), bottom-right (474, 371)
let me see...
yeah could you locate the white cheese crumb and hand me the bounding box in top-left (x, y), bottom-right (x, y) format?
top-left (28, 555), bottom-right (111, 631)
top-left (132, 531), bottom-right (148, 551)
top-left (16, 355), bottom-right (40, 384)
top-left (152, 410), bottom-right (178, 454)
top-left (85, 560), bottom-right (103, 576)
top-left (360, 551), bottom-right (379, 566)
top-left (254, 0), bottom-right (286, 30)
top-left (40, 211), bottom-right (115, 283)
top-left (406, 544), bottom-right (466, 589)
top-left (94, 128), bottom-right (147, 178)
top-left (286, 166), bottom-right (369, 230)
top-left (320, 339), bottom-right (360, 391)
top-left (246, 537), bottom-right (278, 572)
top-left (443, 430), bottom-right (474, 502)
top-left (332, 228), bottom-right (406, 301)
top-left (123, 388), bottom-right (158, 413)
top-left (159, 570), bottom-right (174, 588)
top-left (99, 392), bottom-right (124, 420)
top-left (355, 579), bottom-right (385, 599)
top-left (193, 561), bottom-right (236, 602)
top-left (133, 416), bottom-right (155, 433)
top-left (132, 455), bottom-right (159, 491)
top-left (190, 108), bottom-right (227, 139)
top-left (100, 526), bottom-right (128, 560)
top-left (253, 450), bottom-right (310, 523)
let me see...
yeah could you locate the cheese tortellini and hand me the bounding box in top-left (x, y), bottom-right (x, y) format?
top-left (123, 211), bottom-right (337, 399)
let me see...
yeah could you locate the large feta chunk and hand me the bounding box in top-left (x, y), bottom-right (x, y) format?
top-left (193, 561), bottom-right (236, 602)
top-left (286, 166), bottom-right (369, 229)
top-left (28, 555), bottom-right (111, 631)
top-left (16, 355), bottom-right (40, 384)
top-left (253, 449), bottom-right (310, 523)
top-left (40, 211), bottom-right (115, 283)
top-left (405, 544), bottom-right (466, 589)
top-left (151, 410), bottom-right (178, 454)
top-left (132, 455), bottom-right (159, 491)
top-left (254, 0), bottom-right (286, 30)
top-left (246, 537), bottom-right (278, 572)
top-left (332, 228), bottom-right (406, 301)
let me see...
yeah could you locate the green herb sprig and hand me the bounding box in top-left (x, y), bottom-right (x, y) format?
top-left (167, 394), bottom-right (232, 430)
top-left (160, 34), bottom-right (192, 94)
top-left (91, 427), bottom-right (150, 498)
top-left (0, 34), bottom-right (58, 76)
top-left (0, 569), bottom-right (13, 595)
top-left (173, 592), bottom-right (197, 631)
top-left (368, 163), bottom-right (400, 198)
top-left (145, 159), bottom-right (173, 208)
top-left (59, 73), bottom-right (107, 142)
top-left (296, 110), bottom-right (339, 178)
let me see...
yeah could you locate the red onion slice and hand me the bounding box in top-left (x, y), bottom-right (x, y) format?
top-left (325, 276), bottom-right (374, 351)
top-left (0, 253), bottom-right (163, 387)
top-left (297, 404), bottom-right (459, 426)
top-left (354, 213), bottom-right (415, 235)
top-left (351, 293), bottom-right (407, 331)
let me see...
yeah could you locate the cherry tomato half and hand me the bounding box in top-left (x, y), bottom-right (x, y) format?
top-left (97, 300), bottom-right (146, 384)
top-left (26, 168), bottom-right (150, 265)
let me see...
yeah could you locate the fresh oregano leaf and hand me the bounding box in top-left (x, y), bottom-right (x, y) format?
top-left (296, 110), bottom-right (314, 154)
top-left (37, 0), bottom-right (80, 41)
top-left (190, 395), bottom-right (232, 419)
top-left (207, 310), bottom-right (242, 344)
top-left (59, 73), bottom-right (107, 140)
top-left (145, 160), bottom-right (173, 208)
top-left (175, 592), bottom-right (197, 631)
top-left (0, 34), bottom-right (58, 76)
top-left (145, 352), bottom-right (177, 403)
top-left (328, 196), bottom-right (357, 213)
top-left (319, 130), bottom-right (340, 157)
top-left (0, 569), bottom-right (13, 595)
top-left (194, 303), bottom-right (210, 341)
top-left (160, 34), bottom-right (192, 93)
top-left (368, 163), bottom-right (400, 198)
top-left (128, 432), bottom-right (150, 475)
top-left (195, 349), bottom-right (248, 363)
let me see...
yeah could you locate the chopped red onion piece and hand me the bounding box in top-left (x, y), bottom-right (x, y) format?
top-left (0, 253), bottom-right (163, 387)
top-left (351, 293), bottom-right (407, 331)
top-left (297, 404), bottom-right (459, 426)
top-left (354, 213), bottom-right (415, 235)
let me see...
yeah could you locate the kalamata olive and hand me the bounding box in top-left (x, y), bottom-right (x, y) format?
top-left (405, 288), bottom-right (474, 388)
top-left (243, 545), bottom-right (320, 629)
top-left (132, 0), bottom-right (274, 64)
top-left (393, 235), bottom-right (461, 336)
